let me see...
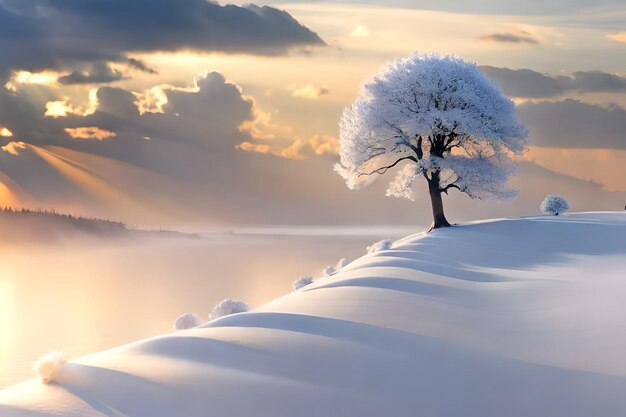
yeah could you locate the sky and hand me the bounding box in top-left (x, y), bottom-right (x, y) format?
top-left (0, 0), bottom-right (625, 228)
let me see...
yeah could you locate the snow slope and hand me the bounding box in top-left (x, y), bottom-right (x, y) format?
top-left (2, 212), bottom-right (626, 417)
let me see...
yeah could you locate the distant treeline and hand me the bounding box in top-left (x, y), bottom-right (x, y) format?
top-left (1, 207), bottom-right (126, 228)
top-left (0, 207), bottom-right (130, 241)
top-left (0, 208), bottom-right (194, 243)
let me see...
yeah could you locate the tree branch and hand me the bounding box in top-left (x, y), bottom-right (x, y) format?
top-left (358, 155), bottom-right (417, 177)
top-left (440, 183), bottom-right (461, 194)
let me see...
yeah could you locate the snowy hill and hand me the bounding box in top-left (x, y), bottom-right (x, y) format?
top-left (1, 212), bottom-right (626, 416)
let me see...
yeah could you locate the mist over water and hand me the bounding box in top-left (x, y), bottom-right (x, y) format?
top-left (0, 226), bottom-right (413, 387)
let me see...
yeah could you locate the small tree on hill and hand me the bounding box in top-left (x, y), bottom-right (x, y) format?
top-left (335, 53), bottom-right (528, 231)
top-left (540, 194), bottom-right (569, 216)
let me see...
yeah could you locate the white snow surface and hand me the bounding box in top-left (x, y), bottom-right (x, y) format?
top-left (2, 212), bottom-right (626, 417)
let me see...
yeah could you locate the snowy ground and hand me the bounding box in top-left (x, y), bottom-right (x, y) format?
top-left (1, 212), bottom-right (625, 416)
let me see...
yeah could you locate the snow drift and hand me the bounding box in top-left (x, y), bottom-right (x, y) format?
top-left (2, 212), bottom-right (626, 417)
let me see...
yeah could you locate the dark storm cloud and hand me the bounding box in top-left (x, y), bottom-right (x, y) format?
top-left (479, 33), bottom-right (538, 44)
top-left (481, 66), bottom-right (626, 98)
top-left (0, 0), bottom-right (325, 78)
top-left (518, 100), bottom-right (626, 149)
top-left (126, 58), bottom-right (158, 75)
top-left (58, 62), bottom-right (126, 85)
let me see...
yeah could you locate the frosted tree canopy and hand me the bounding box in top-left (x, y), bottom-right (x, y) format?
top-left (335, 53), bottom-right (528, 228)
top-left (540, 195), bottom-right (570, 215)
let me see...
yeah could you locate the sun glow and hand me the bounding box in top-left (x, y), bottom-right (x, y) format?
top-left (45, 99), bottom-right (79, 118)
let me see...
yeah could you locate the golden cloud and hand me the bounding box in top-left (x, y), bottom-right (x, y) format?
top-left (4, 70), bottom-right (60, 91)
top-left (308, 134), bottom-right (339, 156)
top-left (45, 99), bottom-right (79, 118)
top-left (291, 84), bottom-right (330, 99)
top-left (479, 32), bottom-right (538, 44)
top-left (607, 31), bottom-right (626, 43)
top-left (135, 85), bottom-right (169, 114)
top-left (64, 127), bottom-right (117, 140)
top-left (236, 141), bottom-right (272, 154)
top-left (237, 134), bottom-right (338, 160)
top-left (1, 141), bottom-right (27, 156)
top-left (0, 127), bottom-right (13, 138)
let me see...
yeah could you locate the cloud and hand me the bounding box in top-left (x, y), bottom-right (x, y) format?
top-left (1, 68), bottom-right (624, 228)
top-left (607, 31), bottom-right (626, 43)
top-left (291, 84), bottom-right (330, 99)
top-left (232, 0), bottom-right (626, 16)
top-left (65, 127), bottom-right (116, 141)
top-left (58, 62), bottom-right (126, 85)
top-left (308, 134), bottom-right (339, 155)
top-left (126, 58), bottom-right (158, 75)
top-left (236, 141), bottom-right (273, 154)
top-left (349, 25), bottom-right (371, 38)
top-left (238, 134), bottom-right (338, 159)
top-left (0, 126), bottom-right (13, 137)
top-left (518, 100), bottom-right (626, 149)
top-left (45, 99), bottom-right (80, 118)
top-left (481, 66), bottom-right (626, 98)
top-left (0, 0), bottom-right (325, 79)
top-left (1, 141), bottom-right (26, 156)
top-left (5, 70), bottom-right (60, 91)
top-left (479, 32), bottom-right (538, 44)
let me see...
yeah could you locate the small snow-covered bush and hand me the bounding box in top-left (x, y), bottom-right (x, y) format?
top-left (33, 351), bottom-right (67, 384)
top-left (336, 258), bottom-right (349, 270)
top-left (540, 194), bottom-right (570, 216)
top-left (209, 299), bottom-right (249, 321)
top-left (173, 313), bottom-right (201, 331)
top-left (367, 239), bottom-right (392, 253)
top-left (293, 276), bottom-right (314, 291)
top-left (323, 265), bottom-right (336, 276)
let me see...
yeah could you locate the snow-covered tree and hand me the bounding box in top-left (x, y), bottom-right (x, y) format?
top-left (540, 194), bottom-right (569, 216)
top-left (367, 239), bottom-right (392, 253)
top-left (173, 313), bottom-right (201, 331)
top-left (335, 53), bottom-right (528, 230)
top-left (293, 276), bottom-right (314, 291)
top-left (33, 351), bottom-right (67, 384)
top-left (209, 299), bottom-right (249, 320)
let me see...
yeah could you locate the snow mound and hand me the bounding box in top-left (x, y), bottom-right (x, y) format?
top-left (322, 265), bottom-right (336, 276)
top-left (32, 351), bottom-right (67, 384)
top-left (209, 299), bottom-right (249, 320)
top-left (293, 276), bottom-right (314, 291)
top-left (3, 212), bottom-right (626, 417)
top-left (336, 258), bottom-right (349, 270)
top-left (173, 313), bottom-right (201, 331)
top-left (366, 238), bottom-right (392, 253)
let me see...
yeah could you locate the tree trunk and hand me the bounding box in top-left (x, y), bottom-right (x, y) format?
top-left (427, 171), bottom-right (451, 232)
